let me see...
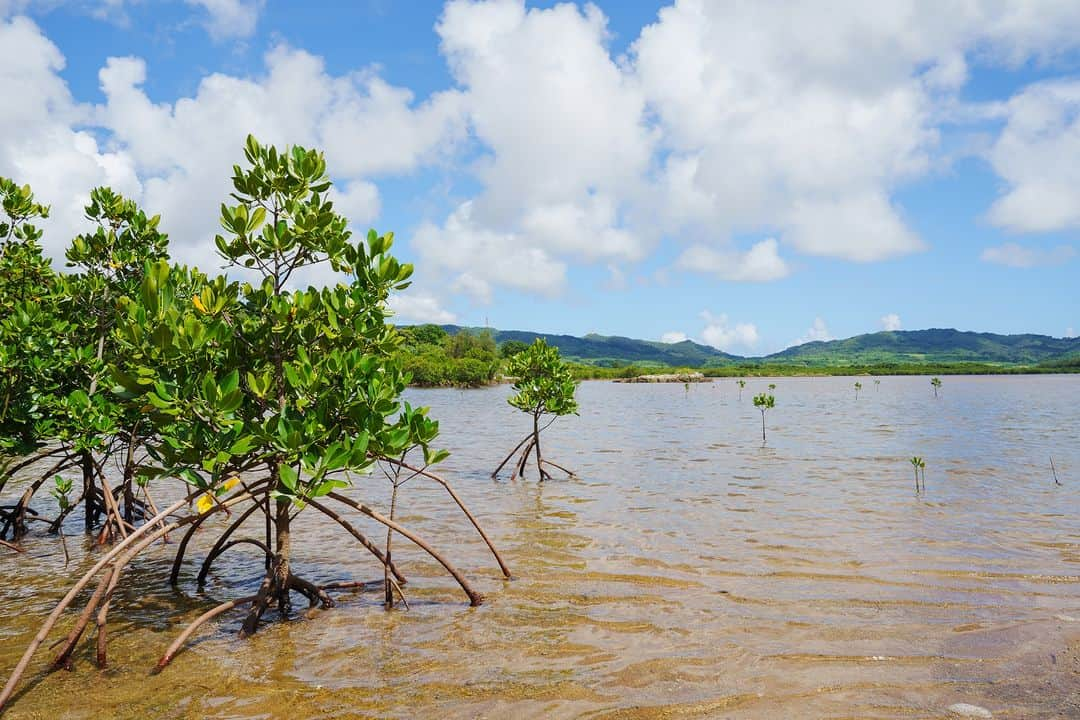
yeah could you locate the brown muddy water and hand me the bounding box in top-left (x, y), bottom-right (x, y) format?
top-left (1, 375), bottom-right (1078, 719)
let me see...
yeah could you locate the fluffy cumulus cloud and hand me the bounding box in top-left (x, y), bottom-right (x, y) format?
top-left (0, 16), bottom-right (140, 259)
top-left (980, 242), bottom-right (1075, 268)
top-left (7, 0), bottom-right (1080, 320)
top-left (986, 82), bottom-right (1080, 232)
top-left (674, 238), bottom-right (789, 282)
top-left (634, 0), bottom-right (1080, 266)
top-left (413, 0), bottom-right (652, 301)
top-left (0, 14), bottom-right (465, 318)
top-left (699, 311), bottom-right (758, 351)
top-left (880, 313), bottom-right (902, 331)
top-left (94, 47), bottom-right (465, 264)
top-left (791, 317), bottom-right (832, 348)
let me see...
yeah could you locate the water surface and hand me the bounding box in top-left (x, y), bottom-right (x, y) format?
top-left (1, 375), bottom-right (1078, 718)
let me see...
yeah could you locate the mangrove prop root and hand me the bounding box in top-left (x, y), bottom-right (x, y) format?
top-left (89, 460), bottom-right (129, 542)
top-left (94, 559), bottom-right (127, 669)
top-left (305, 498), bottom-right (406, 584)
top-left (49, 569), bottom-right (112, 672)
top-left (326, 492), bottom-right (483, 607)
top-left (6, 455), bottom-right (74, 539)
top-left (510, 438), bottom-right (534, 482)
top-left (288, 575), bottom-right (334, 609)
top-left (171, 482), bottom-right (270, 585)
top-left (542, 459), bottom-right (576, 477)
top-left (238, 571), bottom-right (275, 638)
top-left (155, 595), bottom-right (259, 672)
top-left (490, 433), bottom-right (533, 479)
top-left (389, 575), bottom-right (409, 610)
top-left (140, 487), bottom-right (168, 541)
top-left (212, 538), bottom-right (273, 561)
top-left (380, 458), bottom-right (512, 580)
top-left (0, 448), bottom-right (68, 489)
top-left (197, 501), bottom-right (266, 587)
top-left (0, 489), bottom-right (256, 712)
top-left (0, 538), bottom-right (20, 553)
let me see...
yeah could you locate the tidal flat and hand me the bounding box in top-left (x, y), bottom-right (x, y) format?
top-left (1, 375), bottom-right (1077, 719)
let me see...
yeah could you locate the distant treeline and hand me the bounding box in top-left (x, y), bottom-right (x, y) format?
top-left (568, 360), bottom-right (1080, 380)
top-left (396, 325), bottom-right (518, 387)
top-left (395, 325), bottom-right (1080, 387)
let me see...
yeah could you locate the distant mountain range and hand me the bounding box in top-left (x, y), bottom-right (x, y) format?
top-left (437, 325), bottom-right (1080, 369)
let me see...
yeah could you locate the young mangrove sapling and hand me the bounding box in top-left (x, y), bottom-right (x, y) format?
top-left (492, 338), bottom-right (579, 481)
top-left (753, 393), bottom-right (775, 445)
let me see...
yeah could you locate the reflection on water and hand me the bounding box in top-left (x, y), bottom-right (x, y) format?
top-left (1, 375), bottom-right (1078, 718)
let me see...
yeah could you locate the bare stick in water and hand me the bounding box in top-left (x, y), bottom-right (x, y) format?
top-left (1051, 456), bottom-right (1061, 486)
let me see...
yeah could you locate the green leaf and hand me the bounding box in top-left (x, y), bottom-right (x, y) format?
top-left (278, 463), bottom-right (299, 492)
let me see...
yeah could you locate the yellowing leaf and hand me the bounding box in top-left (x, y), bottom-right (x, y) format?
top-left (196, 494), bottom-right (213, 513)
top-left (222, 476), bottom-right (240, 491)
top-left (192, 295), bottom-right (208, 314)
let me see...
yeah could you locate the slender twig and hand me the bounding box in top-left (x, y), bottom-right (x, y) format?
top-left (1051, 456), bottom-right (1062, 486)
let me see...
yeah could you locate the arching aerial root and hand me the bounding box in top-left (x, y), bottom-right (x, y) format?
top-left (0, 481), bottom-right (495, 713)
top-left (376, 458), bottom-right (511, 580)
top-left (493, 428), bottom-right (576, 484)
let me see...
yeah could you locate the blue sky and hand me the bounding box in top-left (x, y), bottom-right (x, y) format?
top-left (1, 1), bottom-right (1078, 355)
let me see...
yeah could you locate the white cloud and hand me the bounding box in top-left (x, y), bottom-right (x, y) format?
top-left (92, 45), bottom-right (464, 273)
top-left (388, 291), bottom-right (457, 325)
top-left (699, 310), bottom-right (758, 351)
top-left (674, 238), bottom-right (790, 282)
top-left (0, 16), bottom-right (140, 260)
top-left (412, 201), bottom-right (566, 302)
top-left (413, 0), bottom-right (650, 294)
top-left (184, 0), bottom-right (263, 40)
top-left (10, 0), bottom-right (1080, 314)
top-left (880, 313), bottom-right (902, 331)
top-left (986, 81), bottom-right (1080, 232)
top-left (791, 317), bottom-right (832, 348)
top-left (328, 180), bottom-right (380, 229)
top-left (660, 331), bottom-right (687, 344)
top-left (634, 1), bottom-right (1080, 266)
top-left (980, 242), bottom-right (1075, 268)
top-left (0, 1), bottom-right (265, 37)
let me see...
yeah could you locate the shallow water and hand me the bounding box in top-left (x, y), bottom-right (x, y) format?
top-left (1, 375), bottom-right (1078, 719)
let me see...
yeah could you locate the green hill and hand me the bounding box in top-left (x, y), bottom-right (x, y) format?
top-left (432, 325), bottom-right (1080, 370)
top-left (762, 329), bottom-right (1080, 366)
top-left (438, 326), bottom-right (740, 367)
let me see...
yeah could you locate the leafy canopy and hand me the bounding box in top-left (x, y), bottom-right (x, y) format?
top-left (115, 135), bottom-right (446, 505)
top-left (0, 178), bottom-right (60, 454)
top-left (753, 393), bottom-right (775, 410)
top-left (506, 338), bottom-right (579, 418)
